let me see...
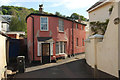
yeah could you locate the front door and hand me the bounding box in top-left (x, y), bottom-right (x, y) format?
top-left (42, 43), bottom-right (50, 64)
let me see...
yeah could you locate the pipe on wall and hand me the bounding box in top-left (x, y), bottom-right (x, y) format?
top-left (29, 16), bottom-right (35, 61)
top-left (72, 20), bottom-right (74, 56)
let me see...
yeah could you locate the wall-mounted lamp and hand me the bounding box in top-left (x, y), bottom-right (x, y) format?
top-left (114, 17), bottom-right (120, 25)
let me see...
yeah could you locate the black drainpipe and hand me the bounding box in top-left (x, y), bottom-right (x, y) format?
top-left (30, 16), bottom-right (35, 61)
top-left (72, 20), bottom-right (74, 56)
top-left (119, 70), bottom-right (120, 78)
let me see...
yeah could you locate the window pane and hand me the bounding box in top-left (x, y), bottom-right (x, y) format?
top-left (41, 17), bottom-right (47, 23)
top-left (59, 19), bottom-right (64, 31)
top-left (60, 42), bottom-right (63, 53)
top-left (40, 17), bottom-right (48, 31)
top-left (64, 42), bottom-right (66, 53)
top-left (76, 38), bottom-right (78, 46)
top-left (82, 39), bottom-right (84, 46)
top-left (56, 42), bottom-right (59, 54)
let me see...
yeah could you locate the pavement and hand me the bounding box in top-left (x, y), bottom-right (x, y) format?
top-left (25, 54), bottom-right (85, 72)
top-left (13, 54), bottom-right (117, 79)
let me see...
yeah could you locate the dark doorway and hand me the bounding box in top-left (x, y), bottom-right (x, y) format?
top-left (42, 43), bottom-right (50, 64)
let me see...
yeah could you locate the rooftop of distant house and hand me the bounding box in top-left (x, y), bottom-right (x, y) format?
top-left (0, 16), bottom-right (9, 23)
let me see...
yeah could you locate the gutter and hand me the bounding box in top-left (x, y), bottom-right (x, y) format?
top-left (0, 31), bottom-right (11, 39)
top-left (29, 16), bottom-right (35, 61)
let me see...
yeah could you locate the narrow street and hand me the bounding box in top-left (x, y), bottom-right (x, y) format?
top-left (14, 54), bottom-right (116, 78)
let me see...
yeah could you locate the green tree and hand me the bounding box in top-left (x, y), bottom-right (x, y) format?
top-left (70, 13), bottom-right (87, 21)
top-left (8, 8), bottom-right (17, 15)
top-left (70, 13), bottom-right (80, 19)
top-left (55, 12), bottom-right (62, 16)
top-left (2, 9), bottom-right (8, 14)
top-left (10, 16), bottom-right (27, 36)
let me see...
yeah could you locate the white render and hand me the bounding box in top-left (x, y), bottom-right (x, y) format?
top-left (0, 34), bottom-right (7, 79)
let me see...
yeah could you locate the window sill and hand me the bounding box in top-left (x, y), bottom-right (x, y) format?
top-left (37, 56), bottom-right (41, 57)
top-left (40, 30), bottom-right (49, 32)
top-left (56, 53), bottom-right (66, 55)
top-left (59, 31), bottom-right (64, 33)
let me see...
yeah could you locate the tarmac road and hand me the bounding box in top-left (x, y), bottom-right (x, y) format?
top-left (14, 56), bottom-right (116, 78)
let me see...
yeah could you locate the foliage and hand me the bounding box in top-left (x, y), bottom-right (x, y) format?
top-left (109, 6), bottom-right (113, 12)
top-left (55, 12), bottom-right (87, 21)
top-left (109, 6), bottom-right (113, 15)
top-left (10, 16), bottom-right (27, 32)
top-left (55, 12), bottom-right (66, 18)
top-left (70, 13), bottom-right (88, 21)
top-left (2, 9), bottom-right (7, 14)
top-left (1, 6), bottom-right (36, 37)
top-left (90, 19), bottom-right (109, 35)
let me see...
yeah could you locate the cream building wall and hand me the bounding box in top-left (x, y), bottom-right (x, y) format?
top-left (0, 34), bottom-right (7, 80)
top-left (88, 2), bottom-right (113, 22)
top-left (96, 2), bottom-right (119, 77)
top-left (86, 1), bottom-right (120, 77)
top-left (118, 2), bottom-right (120, 71)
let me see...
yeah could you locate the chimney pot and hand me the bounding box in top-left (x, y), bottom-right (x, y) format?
top-left (39, 4), bottom-right (43, 14)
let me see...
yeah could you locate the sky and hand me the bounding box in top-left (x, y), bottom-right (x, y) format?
top-left (0, 0), bottom-right (100, 19)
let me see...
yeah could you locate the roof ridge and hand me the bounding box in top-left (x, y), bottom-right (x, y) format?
top-left (87, 0), bottom-right (107, 12)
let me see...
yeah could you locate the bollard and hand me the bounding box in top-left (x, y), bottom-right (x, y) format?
top-left (17, 56), bottom-right (25, 73)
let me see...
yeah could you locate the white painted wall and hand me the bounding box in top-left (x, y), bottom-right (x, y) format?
top-left (1, 23), bottom-right (9, 32)
top-left (0, 21), bottom-right (2, 31)
top-left (0, 34), bottom-right (7, 79)
top-left (85, 39), bottom-right (95, 68)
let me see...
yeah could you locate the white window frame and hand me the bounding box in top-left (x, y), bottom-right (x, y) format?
top-left (40, 17), bottom-right (49, 31)
top-left (37, 42), bottom-right (42, 56)
top-left (59, 19), bottom-right (64, 32)
top-left (56, 42), bottom-right (65, 55)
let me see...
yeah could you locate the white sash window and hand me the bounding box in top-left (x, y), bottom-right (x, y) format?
top-left (40, 17), bottom-right (48, 31)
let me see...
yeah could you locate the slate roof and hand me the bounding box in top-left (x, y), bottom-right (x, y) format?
top-left (26, 13), bottom-right (86, 26)
top-left (0, 16), bottom-right (9, 24)
top-left (87, 0), bottom-right (106, 12)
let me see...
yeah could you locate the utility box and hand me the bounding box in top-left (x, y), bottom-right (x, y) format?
top-left (17, 56), bottom-right (25, 73)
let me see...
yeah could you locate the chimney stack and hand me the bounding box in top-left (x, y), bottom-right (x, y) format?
top-left (39, 4), bottom-right (43, 14)
top-left (78, 16), bottom-right (81, 23)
